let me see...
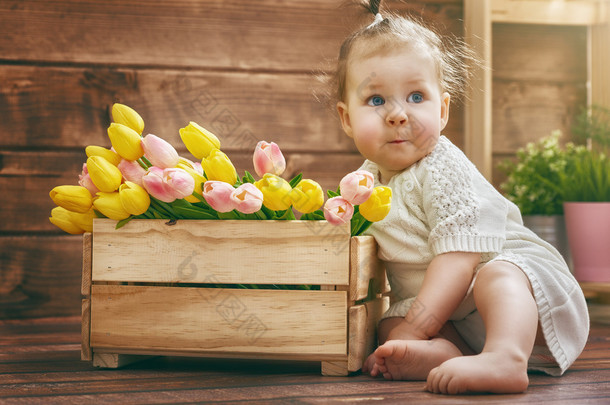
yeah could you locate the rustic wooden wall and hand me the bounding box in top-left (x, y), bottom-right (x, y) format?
top-left (0, 0), bottom-right (466, 319)
top-left (0, 1), bottom-right (589, 320)
top-left (491, 22), bottom-right (588, 183)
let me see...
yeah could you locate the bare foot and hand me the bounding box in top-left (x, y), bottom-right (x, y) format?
top-left (362, 352), bottom-right (382, 377)
top-left (373, 338), bottom-right (463, 380)
top-left (426, 352), bottom-right (529, 394)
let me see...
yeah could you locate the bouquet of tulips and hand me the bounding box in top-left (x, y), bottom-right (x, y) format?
top-left (49, 104), bottom-right (392, 237)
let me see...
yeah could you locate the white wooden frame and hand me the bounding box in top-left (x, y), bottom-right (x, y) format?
top-left (464, 0), bottom-right (610, 180)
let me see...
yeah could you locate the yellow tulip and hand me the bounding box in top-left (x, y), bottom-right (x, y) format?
top-left (49, 206), bottom-right (86, 234)
top-left (358, 186), bottom-right (392, 222)
top-left (85, 145), bottom-right (121, 166)
top-left (69, 208), bottom-right (95, 232)
top-left (111, 103), bottom-right (145, 135)
top-left (107, 122), bottom-right (144, 161)
top-left (254, 173), bottom-right (292, 211)
top-left (202, 149), bottom-right (237, 185)
top-left (87, 156), bottom-right (123, 192)
top-left (119, 181), bottom-right (150, 215)
top-left (93, 191), bottom-right (131, 221)
top-left (179, 121), bottom-right (220, 160)
top-left (290, 179), bottom-right (324, 214)
top-left (49, 185), bottom-right (93, 213)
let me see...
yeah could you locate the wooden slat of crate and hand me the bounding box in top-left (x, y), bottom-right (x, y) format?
top-left (92, 219), bottom-right (350, 285)
top-left (349, 236), bottom-right (389, 302)
top-left (90, 285), bottom-right (347, 359)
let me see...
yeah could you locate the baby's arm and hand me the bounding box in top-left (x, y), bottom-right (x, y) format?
top-left (387, 251), bottom-right (480, 341)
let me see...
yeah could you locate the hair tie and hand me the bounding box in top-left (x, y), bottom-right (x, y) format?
top-left (367, 13), bottom-right (383, 29)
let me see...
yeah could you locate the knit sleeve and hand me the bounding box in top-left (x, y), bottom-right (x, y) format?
top-left (421, 139), bottom-right (506, 255)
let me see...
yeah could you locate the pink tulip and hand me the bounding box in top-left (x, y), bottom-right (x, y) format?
top-left (231, 183), bottom-right (263, 214)
top-left (252, 141), bottom-right (286, 177)
top-left (163, 168), bottom-right (195, 199)
top-left (78, 163), bottom-right (100, 196)
top-left (324, 196), bottom-right (354, 225)
top-left (142, 167), bottom-right (174, 203)
top-left (142, 167), bottom-right (195, 203)
top-left (118, 159), bottom-right (147, 186)
top-left (339, 170), bottom-right (375, 205)
top-left (202, 181), bottom-right (236, 213)
top-left (141, 134), bottom-right (180, 169)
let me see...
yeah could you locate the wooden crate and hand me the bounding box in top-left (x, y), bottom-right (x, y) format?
top-left (81, 219), bottom-right (389, 376)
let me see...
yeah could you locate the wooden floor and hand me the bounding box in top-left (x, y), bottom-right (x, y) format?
top-left (1, 307), bottom-right (609, 404)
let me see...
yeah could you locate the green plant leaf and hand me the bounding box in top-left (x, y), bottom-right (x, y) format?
top-left (115, 216), bottom-right (134, 229)
top-left (327, 189), bottom-right (340, 198)
top-left (289, 173), bottom-right (303, 188)
top-left (172, 205), bottom-right (218, 219)
top-left (243, 171), bottom-right (256, 184)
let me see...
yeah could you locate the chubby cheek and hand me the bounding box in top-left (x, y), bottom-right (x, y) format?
top-left (351, 112), bottom-right (381, 140)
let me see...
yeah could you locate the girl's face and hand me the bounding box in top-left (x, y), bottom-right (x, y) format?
top-left (337, 46), bottom-right (450, 183)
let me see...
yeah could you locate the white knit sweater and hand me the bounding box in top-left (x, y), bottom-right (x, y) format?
top-left (360, 136), bottom-right (589, 376)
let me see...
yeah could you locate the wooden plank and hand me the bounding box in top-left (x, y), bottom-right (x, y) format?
top-left (92, 219), bottom-right (350, 285)
top-left (591, 7), bottom-right (610, 108)
top-left (347, 297), bottom-right (390, 373)
top-left (0, 235), bottom-right (83, 319)
top-left (90, 284), bottom-right (347, 358)
top-left (81, 299), bottom-right (92, 361)
top-left (0, 66), bottom-right (352, 153)
top-left (492, 81), bottom-right (587, 154)
top-left (0, 0), bottom-right (355, 71)
top-left (464, 0), bottom-right (493, 179)
top-left (349, 236), bottom-right (389, 302)
top-left (92, 353), bottom-right (150, 369)
top-left (492, 23), bottom-right (588, 83)
top-left (491, 0), bottom-right (609, 25)
top-left (320, 360), bottom-right (349, 376)
top-left (81, 233), bottom-right (92, 297)
top-left (0, 1), bottom-right (462, 70)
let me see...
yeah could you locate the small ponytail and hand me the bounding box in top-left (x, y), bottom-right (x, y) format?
top-left (368, 0), bottom-right (382, 15)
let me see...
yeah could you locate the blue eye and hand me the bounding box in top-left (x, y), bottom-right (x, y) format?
top-left (368, 96), bottom-right (385, 106)
top-left (408, 92), bottom-right (424, 103)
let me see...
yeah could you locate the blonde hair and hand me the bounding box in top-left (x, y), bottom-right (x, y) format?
top-left (332, 1), bottom-right (478, 103)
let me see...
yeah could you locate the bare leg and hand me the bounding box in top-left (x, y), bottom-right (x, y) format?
top-left (426, 261), bottom-right (537, 394)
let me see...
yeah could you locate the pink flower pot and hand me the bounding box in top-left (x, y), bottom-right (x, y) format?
top-left (564, 202), bottom-right (610, 282)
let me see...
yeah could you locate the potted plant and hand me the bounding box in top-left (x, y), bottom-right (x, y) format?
top-left (499, 130), bottom-right (572, 266)
top-left (560, 106), bottom-right (610, 282)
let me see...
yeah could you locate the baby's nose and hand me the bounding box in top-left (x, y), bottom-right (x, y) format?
top-left (386, 108), bottom-right (408, 126)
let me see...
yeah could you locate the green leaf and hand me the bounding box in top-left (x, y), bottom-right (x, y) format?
top-left (253, 209), bottom-right (268, 220)
top-left (327, 189), bottom-right (340, 198)
top-left (149, 197), bottom-right (174, 218)
top-left (115, 216), bottom-right (134, 229)
top-left (243, 171), bottom-right (256, 184)
top-left (218, 211), bottom-right (240, 220)
top-left (276, 209), bottom-right (296, 220)
top-left (172, 205), bottom-right (218, 219)
top-left (289, 173), bottom-right (303, 188)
